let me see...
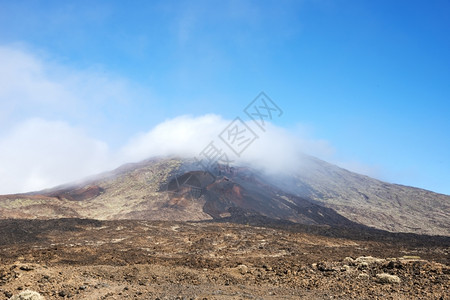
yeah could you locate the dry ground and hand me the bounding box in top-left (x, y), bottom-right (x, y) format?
top-left (0, 219), bottom-right (448, 299)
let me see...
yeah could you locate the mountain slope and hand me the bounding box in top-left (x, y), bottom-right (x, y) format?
top-left (0, 158), bottom-right (356, 228)
top-left (0, 156), bottom-right (448, 235)
top-left (266, 155), bottom-right (450, 235)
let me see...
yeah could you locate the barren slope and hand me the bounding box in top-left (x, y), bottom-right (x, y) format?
top-left (269, 155), bottom-right (450, 235)
top-left (0, 156), bottom-right (449, 235)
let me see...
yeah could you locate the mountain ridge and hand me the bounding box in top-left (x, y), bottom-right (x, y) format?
top-left (0, 156), bottom-right (448, 236)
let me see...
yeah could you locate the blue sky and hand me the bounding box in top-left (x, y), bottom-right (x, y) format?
top-left (0, 0), bottom-right (449, 195)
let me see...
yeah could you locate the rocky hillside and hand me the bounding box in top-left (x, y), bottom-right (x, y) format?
top-left (0, 156), bottom-right (448, 235)
top-left (0, 158), bottom-right (356, 229)
top-left (267, 155), bottom-right (450, 235)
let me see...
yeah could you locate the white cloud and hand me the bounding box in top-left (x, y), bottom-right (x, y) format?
top-left (119, 114), bottom-right (335, 175)
top-left (120, 114), bottom-right (228, 161)
top-left (0, 45), bottom-right (378, 194)
top-left (0, 44), bottom-right (151, 194)
top-left (0, 44), bottom-right (147, 135)
top-left (0, 113), bottom-right (376, 194)
top-left (0, 118), bottom-right (109, 194)
top-left (0, 45), bottom-right (77, 119)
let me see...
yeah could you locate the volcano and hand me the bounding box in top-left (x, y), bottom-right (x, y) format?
top-left (0, 156), bottom-right (448, 236)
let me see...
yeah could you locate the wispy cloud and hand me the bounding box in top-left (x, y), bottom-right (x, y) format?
top-left (0, 45), bottom-right (151, 194)
top-left (0, 118), bottom-right (109, 194)
top-left (119, 114), bottom-right (335, 175)
top-left (0, 45), bottom-right (150, 135)
top-left (0, 45), bottom-right (78, 123)
top-left (0, 111), bottom-right (343, 194)
top-left (0, 44), bottom-right (377, 194)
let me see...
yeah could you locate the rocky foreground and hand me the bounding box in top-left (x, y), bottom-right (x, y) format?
top-left (0, 219), bottom-right (448, 299)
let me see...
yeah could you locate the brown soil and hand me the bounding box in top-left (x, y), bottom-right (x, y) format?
top-left (0, 219), bottom-right (448, 299)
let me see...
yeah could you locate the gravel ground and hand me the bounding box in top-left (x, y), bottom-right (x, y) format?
top-left (0, 219), bottom-right (448, 299)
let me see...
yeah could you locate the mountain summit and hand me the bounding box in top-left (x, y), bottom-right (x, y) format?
top-left (0, 156), bottom-right (448, 236)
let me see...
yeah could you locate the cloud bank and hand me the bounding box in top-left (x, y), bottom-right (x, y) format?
top-left (120, 114), bottom-right (332, 175)
top-left (0, 44), bottom-right (139, 194)
top-left (0, 113), bottom-right (336, 194)
top-left (0, 45), bottom-right (372, 194)
top-left (0, 119), bottom-right (109, 193)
